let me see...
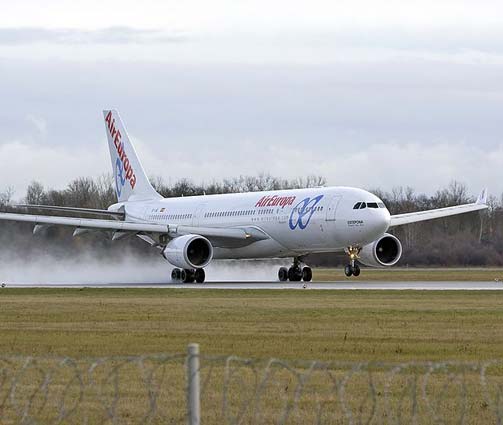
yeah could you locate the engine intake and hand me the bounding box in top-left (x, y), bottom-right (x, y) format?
top-left (162, 234), bottom-right (213, 269)
top-left (358, 233), bottom-right (402, 267)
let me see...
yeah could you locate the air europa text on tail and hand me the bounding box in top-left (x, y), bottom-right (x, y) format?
top-left (105, 111), bottom-right (137, 189)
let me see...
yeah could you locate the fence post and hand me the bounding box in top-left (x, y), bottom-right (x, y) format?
top-left (187, 343), bottom-right (201, 425)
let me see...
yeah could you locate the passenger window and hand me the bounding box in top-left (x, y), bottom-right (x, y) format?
top-left (359, 203), bottom-right (366, 209)
top-left (353, 202), bottom-right (361, 209)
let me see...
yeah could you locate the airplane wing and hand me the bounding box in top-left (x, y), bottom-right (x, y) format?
top-left (0, 212), bottom-right (267, 242)
top-left (389, 189), bottom-right (488, 227)
top-left (14, 204), bottom-right (125, 218)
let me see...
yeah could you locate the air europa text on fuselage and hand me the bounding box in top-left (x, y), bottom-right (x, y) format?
top-left (105, 111), bottom-right (137, 189)
top-left (255, 195), bottom-right (296, 208)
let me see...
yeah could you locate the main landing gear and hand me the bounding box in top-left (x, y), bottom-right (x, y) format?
top-left (344, 246), bottom-right (361, 277)
top-left (278, 258), bottom-right (312, 282)
top-left (171, 268), bottom-right (206, 283)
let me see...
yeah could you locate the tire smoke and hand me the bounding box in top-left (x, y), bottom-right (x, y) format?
top-left (0, 250), bottom-right (289, 285)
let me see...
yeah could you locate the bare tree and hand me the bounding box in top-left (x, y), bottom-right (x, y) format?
top-left (0, 186), bottom-right (14, 207)
top-left (25, 181), bottom-right (46, 205)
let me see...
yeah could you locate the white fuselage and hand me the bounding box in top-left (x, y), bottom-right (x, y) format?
top-left (119, 186), bottom-right (391, 260)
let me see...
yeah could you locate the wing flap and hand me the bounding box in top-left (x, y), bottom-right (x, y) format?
top-left (14, 204), bottom-right (125, 218)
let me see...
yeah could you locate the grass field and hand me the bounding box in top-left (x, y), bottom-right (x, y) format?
top-left (313, 267), bottom-right (503, 281)
top-left (0, 288), bottom-right (502, 361)
top-left (1, 288), bottom-right (503, 423)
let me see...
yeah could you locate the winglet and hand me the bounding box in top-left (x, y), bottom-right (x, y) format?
top-left (476, 188), bottom-right (488, 205)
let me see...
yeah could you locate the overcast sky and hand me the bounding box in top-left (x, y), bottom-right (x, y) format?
top-left (1, 0), bottom-right (503, 199)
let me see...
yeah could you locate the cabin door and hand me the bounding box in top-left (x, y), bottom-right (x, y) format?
top-left (325, 195), bottom-right (342, 222)
top-left (192, 203), bottom-right (207, 227)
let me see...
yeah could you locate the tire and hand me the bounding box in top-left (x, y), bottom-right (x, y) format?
top-left (344, 265), bottom-right (353, 277)
top-left (194, 268), bottom-right (205, 284)
top-left (171, 268), bottom-right (181, 281)
top-left (352, 264), bottom-right (361, 277)
top-left (288, 267), bottom-right (303, 282)
top-left (302, 267), bottom-right (312, 282)
top-left (278, 267), bottom-right (288, 282)
top-left (183, 269), bottom-right (195, 283)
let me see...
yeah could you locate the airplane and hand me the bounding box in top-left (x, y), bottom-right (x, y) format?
top-left (0, 110), bottom-right (488, 283)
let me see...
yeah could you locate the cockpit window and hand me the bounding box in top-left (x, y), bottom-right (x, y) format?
top-left (353, 202), bottom-right (361, 209)
top-left (359, 202), bottom-right (367, 209)
top-left (378, 202), bottom-right (386, 208)
top-left (367, 202), bottom-right (379, 208)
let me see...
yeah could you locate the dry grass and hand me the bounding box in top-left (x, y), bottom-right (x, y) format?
top-left (0, 288), bottom-right (503, 423)
top-left (314, 267), bottom-right (503, 281)
top-left (0, 288), bottom-right (502, 361)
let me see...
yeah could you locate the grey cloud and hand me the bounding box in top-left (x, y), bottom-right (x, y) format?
top-left (0, 59), bottom-right (501, 196)
top-left (272, 28), bottom-right (503, 55)
top-left (0, 27), bottom-right (188, 45)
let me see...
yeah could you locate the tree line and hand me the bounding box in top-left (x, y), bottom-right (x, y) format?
top-left (0, 175), bottom-right (501, 267)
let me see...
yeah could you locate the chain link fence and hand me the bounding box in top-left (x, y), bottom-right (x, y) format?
top-left (1, 345), bottom-right (503, 424)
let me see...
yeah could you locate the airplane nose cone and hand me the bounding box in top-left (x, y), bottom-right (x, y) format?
top-left (357, 208), bottom-right (391, 244)
top-left (370, 208), bottom-right (391, 238)
top-left (382, 208), bottom-right (391, 232)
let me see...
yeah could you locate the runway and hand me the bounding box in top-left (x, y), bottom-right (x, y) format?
top-left (2, 281), bottom-right (503, 290)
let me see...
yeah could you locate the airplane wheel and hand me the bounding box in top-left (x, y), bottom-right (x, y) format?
top-left (183, 269), bottom-right (195, 283)
top-left (278, 267), bottom-right (288, 282)
top-left (353, 264), bottom-right (361, 277)
top-left (171, 268), bottom-right (181, 281)
top-left (194, 268), bottom-right (205, 284)
top-left (302, 267), bottom-right (312, 282)
top-left (344, 265), bottom-right (353, 277)
top-left (288, 267), bottom-right (303, 282)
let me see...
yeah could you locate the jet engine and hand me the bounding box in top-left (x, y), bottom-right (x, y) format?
top-left (358, 233), bottom-right (402, 267)
top-left (162, 234), bottom-right (213, 269)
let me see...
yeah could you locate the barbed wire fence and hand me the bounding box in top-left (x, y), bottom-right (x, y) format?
top-left (0, 344), bottom-right (502, 424)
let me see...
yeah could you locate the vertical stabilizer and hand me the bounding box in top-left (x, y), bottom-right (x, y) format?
top-left (103, 109), bottom-right (162, 202)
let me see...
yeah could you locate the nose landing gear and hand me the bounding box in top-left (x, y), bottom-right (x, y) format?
top-left (344, 246), bottom-right (361, 277)
top-left (344, 263), bottom-right (360, 277)
top-left (278, 258), bottom-right (312, 282)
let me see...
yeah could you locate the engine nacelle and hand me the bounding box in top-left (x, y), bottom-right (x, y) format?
top-left (358, 233), bottom-right (402, 267)
top-left (162, 234), bottom-right (213, 269)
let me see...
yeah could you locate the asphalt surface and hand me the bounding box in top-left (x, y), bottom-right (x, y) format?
top-left (2, 281), bottom-right (503, 290)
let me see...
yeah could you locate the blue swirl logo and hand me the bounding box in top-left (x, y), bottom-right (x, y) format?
top-left (289, 195), bottom-right (324, 230)
top-left (115, 157), bottom-right (126, 197)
